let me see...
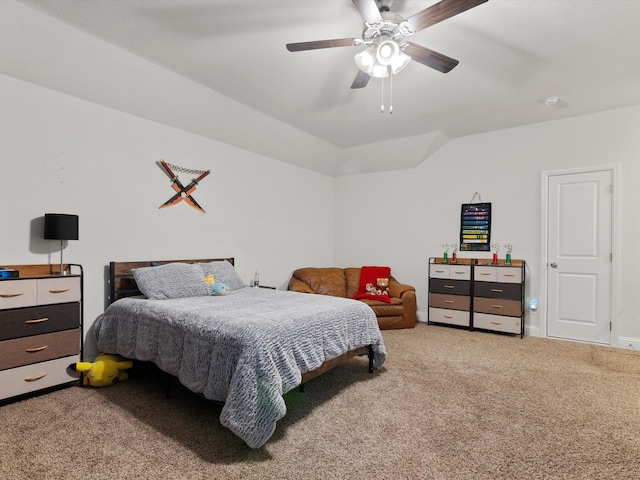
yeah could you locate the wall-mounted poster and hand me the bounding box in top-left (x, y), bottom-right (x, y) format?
top-left (460, 202), bottom-right (491, 251)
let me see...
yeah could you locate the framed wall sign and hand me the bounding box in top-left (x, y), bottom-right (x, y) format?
top-left (460, 202), bottom-right (491, 251)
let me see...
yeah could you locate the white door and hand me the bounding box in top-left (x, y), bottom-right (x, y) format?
top-left (546, 169), bottom-right (613, 344)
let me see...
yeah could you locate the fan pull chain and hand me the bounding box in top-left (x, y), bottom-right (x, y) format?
top-left (389, 72), bottom-right (393, 114)
top-left (380, 70), bottom-right (394, 114)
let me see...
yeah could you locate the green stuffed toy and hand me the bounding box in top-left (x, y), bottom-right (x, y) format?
top-left (72, 353), bottom-right (133, 387)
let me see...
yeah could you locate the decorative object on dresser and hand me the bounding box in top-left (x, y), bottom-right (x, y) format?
top-left (0, 263), bottom-right (83, 402)
top-left (44, 213), bottom-right (79, 276)
top-left (428, 258), bottom-right (525, 338)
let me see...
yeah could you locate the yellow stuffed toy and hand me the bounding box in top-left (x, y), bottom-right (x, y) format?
top-left (73, 353), bottom-right (133, 387)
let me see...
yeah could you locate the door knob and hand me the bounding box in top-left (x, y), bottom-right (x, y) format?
top-left (550, 262), bottom-right (557, 268)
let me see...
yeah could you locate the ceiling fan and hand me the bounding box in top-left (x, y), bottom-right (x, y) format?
top-left (286, 0), bottom-right (488, 89)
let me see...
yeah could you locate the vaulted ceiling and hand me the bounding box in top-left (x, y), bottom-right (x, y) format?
top-left (17, 0), bottom-right (640, 175)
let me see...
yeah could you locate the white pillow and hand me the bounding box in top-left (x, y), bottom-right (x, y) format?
top-left (132, 263), bottom-right (211, 300)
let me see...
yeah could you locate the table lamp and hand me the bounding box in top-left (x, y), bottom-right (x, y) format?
top-left (44, 213), bottom-right (79, 275)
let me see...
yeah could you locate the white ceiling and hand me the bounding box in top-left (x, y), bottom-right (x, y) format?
top-left (17, 0), bottom-right (640, 172)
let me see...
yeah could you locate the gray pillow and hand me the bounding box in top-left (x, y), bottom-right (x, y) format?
top-left (132, 263), bottom-right (211, 300)
top-left (198, 260), bottom-right (246, 291)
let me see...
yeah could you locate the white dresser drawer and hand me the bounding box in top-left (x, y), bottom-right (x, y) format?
top-left (0, 279), bottom-right (37, 310)
top-left (474, 266), bottom-right (497, 282)
top-left (429, 264), bottom-right (450, 279)
top-left (37, 277), bottom-right (81, 305)
top-left (429, 307), bottom-right (470, 327)
top-left (498, 267), bottom-right (522, 284)
top-left (0, 354), bottom-right (79, 401)
top-left (429, 264), bottom-right (471, 280)
top-left (449, 265), bottom-right (471, 281)
top-left (473, 313), bottom-right (521, 334)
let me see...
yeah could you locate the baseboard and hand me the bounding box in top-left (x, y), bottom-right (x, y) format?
top-left (418, 313), bottom-right (640, 350)
top-left (524, 324), bottom-right (540, 337)
top-left (617, 336), bottom-right (640, 351)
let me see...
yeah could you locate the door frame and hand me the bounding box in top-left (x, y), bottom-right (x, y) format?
top-left (539, 164), bottom-right (621, 346)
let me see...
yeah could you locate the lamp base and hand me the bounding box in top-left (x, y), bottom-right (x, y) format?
top-left (53, 240), bottom-right (68, 275)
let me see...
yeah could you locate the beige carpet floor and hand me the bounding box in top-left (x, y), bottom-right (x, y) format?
top-left (1, 323), bottom-right (639, 479)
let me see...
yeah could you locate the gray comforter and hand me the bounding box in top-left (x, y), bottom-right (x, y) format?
top-left (94, 287), bottom-right (386, 448)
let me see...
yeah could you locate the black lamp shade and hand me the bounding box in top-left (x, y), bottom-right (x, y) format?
top-left (44, 214), bottom-right (79, 241)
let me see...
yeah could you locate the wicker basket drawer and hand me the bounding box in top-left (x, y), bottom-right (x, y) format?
top-left (0, 354), bottom-right (79, 400)
top-left (473, 313), bottom-right (521, 334)
top-left (429, 307), bottom-right (470, 327)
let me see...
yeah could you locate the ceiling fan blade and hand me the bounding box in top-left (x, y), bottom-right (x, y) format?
top-left (403, 42), bottom-right (459, 73)
top-left (351, 0), bottom-right (383, 25)
top-left (405, 0), bottom-right (488, 34)
top-left (286, 38), bottom-right (362, 52)
top-left (351, 70), bottom-right (371, 89)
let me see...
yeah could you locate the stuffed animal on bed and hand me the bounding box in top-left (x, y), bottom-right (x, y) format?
top-left (72, 353), bottom-right (133, 387)
top-left (205, 274), bottom-right (230, 295)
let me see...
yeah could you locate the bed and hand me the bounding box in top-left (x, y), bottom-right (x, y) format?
top-left (94, 258), bottom-right (386, 448)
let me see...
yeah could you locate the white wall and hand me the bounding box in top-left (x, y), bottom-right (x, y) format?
top-left (334, 104), bottom-right (640, 346)
top-left (0, 73), bottom-right (336, 358)
top-left (2, 1), bottom-right (639, 353)
top-left (0, 0), bottom-right (342, 176)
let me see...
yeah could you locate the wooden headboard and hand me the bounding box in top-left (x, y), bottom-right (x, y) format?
top-left (108, 257), bottom-right (234, 304)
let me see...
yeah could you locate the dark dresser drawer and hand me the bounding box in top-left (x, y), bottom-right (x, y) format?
top-left (473, 297), bottom-right (522, 317)
top-left (0, 303), bottom-right (80, 341)
top-left (0, 329), bottom-right (80, 371)
top-left (474, 282), bottom-right (521, 300)
top-left (429, 293), bottom-right (470, 311)
top-left (429, 278), bottom-right (470, 296)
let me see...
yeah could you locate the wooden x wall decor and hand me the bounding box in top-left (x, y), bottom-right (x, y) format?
top-left (157, 160), bottom-right (210, 213)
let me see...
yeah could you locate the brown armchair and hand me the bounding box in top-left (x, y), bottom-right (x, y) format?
top-left (288, 267), bottom-right (416, 330)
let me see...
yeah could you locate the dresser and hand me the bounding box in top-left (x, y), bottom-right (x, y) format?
top-left (428, 258), bottom-right (525, 338)
top-left (428, 259), bottom-right (472, 328)
top-left (473, 260), bottom-right (525, 337)
top-left (0, 264), bottom-right (82, 402)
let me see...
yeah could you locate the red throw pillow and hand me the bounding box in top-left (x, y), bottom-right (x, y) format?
top-left (354, 266), bottom-right (391, 303)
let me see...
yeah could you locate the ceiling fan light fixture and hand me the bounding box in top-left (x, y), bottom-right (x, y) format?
top-left (390, 51), bottom-right (411, 74)
top-left (355, 47), bottom-right (376, 74)
top-left (376, 40), bottom-right (399, 66)
top-left (370, 63), bottom-right (389, 78)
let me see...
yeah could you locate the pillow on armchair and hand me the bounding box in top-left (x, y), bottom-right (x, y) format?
top-left (354, 266), bottom-right (392, 303)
